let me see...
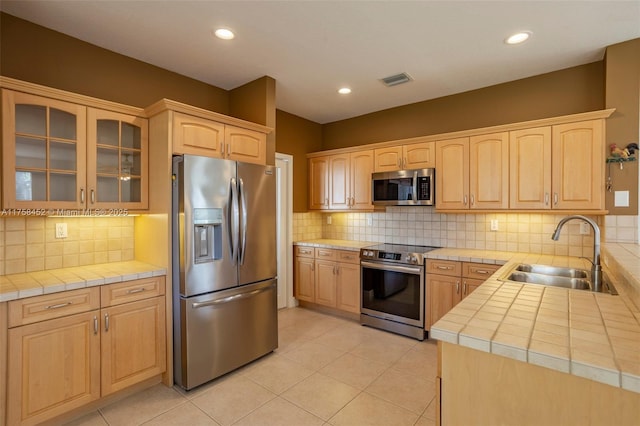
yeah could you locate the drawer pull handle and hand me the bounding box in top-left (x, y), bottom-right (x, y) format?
top-left (127, 287), bottom-right (146, 294)
top-left (436, 266), bottom-right (453, 270)
top-left (46, 302), bottom-right (72, 310)
top-left (343, 255), bottom-right (354, 259)
top-left (475, 270), bottom-right (490, 274)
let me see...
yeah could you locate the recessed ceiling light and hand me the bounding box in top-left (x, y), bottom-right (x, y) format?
top-left (214, 28), bottom-right (235, 40)
top-left (505, 31), bottom-right (532, 45)
top-left (338, 87), bottom-right (352, 95)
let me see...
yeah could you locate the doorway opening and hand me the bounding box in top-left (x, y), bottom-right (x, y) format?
top-left (276, 153), bottom-right (296, 309)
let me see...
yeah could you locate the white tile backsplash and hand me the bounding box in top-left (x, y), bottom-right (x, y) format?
top-left (604, 215), bottom-right (638, 244)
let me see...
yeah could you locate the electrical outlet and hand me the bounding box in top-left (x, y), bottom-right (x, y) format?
top-left (367, 216), bottom-right (373, 226)
top-left (490, 219), bottom-right (499, 231)
top-left (55, 223), bottom-right (68, 239)
top-left (326, 215), bottom-right (332, 225)
top-left (579, 222), bottom-right (590, 235)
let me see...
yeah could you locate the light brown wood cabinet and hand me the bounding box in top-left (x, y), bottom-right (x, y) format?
top-left (426, 260), bottom-right (500, 330)
top-left (2, 89), bottom-right (149, 210)
top-left (373, 141), bottom-right (435, 172)
top-left (6, 277), bottom-right (166, 425)
top-left (172, 111), bottom-right (266, 165)
top-left (294, 246), bottom-right (315, 302)
top-left (509, 121), bottom-right (604, 210)
top-left (551, 120), bottom-right (604, 210)
top-left (88, 108), bottom-right (149, 209)
top-left (294, 246), bottom-right (361, 314)
top-left (309, 150), bottom-right (373, 211)
top-left (509, 126), bottom-right (552, 209)
top-left (435, 133), bottom-right (509, 210)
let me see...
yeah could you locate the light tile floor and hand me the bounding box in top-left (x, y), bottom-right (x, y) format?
top-left (66, 307), bottom-right (438, 426)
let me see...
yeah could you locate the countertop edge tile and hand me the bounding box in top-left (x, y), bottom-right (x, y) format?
top-left (571, 360), bottom-right (621, 388)
top-left (0, 261), bottom-right (165, 301)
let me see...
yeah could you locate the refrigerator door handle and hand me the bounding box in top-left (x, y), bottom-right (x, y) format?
top-left (191, 284), bottom-right (274, 309)
top-left (228, 177), bottom-right (239, 264)
top-left (238, 178), bottom-right (248, 265)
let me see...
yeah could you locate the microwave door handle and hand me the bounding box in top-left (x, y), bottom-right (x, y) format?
top-left (238, 178), bottom-right (247, 265)
top-left (412, 171), bottom-right (418, 203)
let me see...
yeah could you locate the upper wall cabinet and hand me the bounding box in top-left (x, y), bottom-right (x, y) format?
top-left (435, 132), bottom-right (509, 210)
top-left (88, 109), bottom-right (148, 209)
top-left (509, 121), bottom-right (604, 210)
top-left (509, 127), bottom-right (552, 209)
top-left (309, 150), bottom-right (374, 211)
top-left (374, 141), bottom-right (435, 172)
top-left (2, 89), bottom-right (149, 210)
top-left (551, 120), bottom-right (604, 210)
top-left (2, 90), bottom-right (87, 209)
top-left (172, 111), bottom-right (266, 165)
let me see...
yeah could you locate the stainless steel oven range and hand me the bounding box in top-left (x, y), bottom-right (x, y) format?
top-left (360, 244), bottom-right (439, 340)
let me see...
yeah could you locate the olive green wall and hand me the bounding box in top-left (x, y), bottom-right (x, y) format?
top-left (0, 13), bottom-right (229, 113)
top-left (605, 38), bottom-right (640, 216)
top-left (322, 62), bottom-right (604, 150)
top-left (230, 76), bottom-right (277, 164)
top-left (275, 110), bottom-right (323, 212)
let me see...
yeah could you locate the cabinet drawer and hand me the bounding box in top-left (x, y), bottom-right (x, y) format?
top-left (8, 287), bottom-right (100, 328)
top-left (295, 246), bottom-right (315, 258)
top-left (101, 276), bottom-right (165, 307)
top-left (426, 259), bottom-right (462, 277)
top-left (462, 262), bottom-right (501, 280)
top-left (315, 248), bottom-right (337, 261)
top-left (337, 250), bottom-right (359, 264)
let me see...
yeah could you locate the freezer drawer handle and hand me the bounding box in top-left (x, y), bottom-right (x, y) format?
top-left (191, 286), bottom-right (272, 309)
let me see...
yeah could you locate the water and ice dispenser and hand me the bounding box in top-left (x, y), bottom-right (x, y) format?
top-left (193, 208), bottom-right (222, 264)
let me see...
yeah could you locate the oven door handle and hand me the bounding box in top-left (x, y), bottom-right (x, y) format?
top-left (361, 261), bottom-right (422, 275)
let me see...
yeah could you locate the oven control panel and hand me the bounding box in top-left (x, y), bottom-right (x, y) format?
top-left (360, 245), bottom-right (435, 265)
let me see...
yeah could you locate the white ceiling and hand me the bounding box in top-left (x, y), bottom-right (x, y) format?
top-left (1, 1), bottom-right (639, 124)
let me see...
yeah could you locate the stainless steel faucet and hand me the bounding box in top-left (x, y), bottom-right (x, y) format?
top-left (551, 215), bottom-right (602, 292)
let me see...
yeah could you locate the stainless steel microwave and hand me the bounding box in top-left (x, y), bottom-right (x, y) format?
top-left (372, 168), bottom-right (435, 206)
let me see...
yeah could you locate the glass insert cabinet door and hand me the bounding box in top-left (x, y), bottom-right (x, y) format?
top-left (87, 108), bottom-right (148, 209)
top-left (2, 90), bottom-right (87, 209)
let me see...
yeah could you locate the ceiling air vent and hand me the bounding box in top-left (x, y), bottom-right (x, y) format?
top-left (380, 72), bottom-right (413, 87)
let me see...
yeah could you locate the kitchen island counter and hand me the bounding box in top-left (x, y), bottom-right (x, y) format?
top-left (428, 243), bottom-right (640, 425)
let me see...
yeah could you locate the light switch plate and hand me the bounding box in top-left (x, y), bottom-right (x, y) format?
top-left (490, 219), bottom-right (499, 231)
top-left (614, 191), bottom-right (629, 207)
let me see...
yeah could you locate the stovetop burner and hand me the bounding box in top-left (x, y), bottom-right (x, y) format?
top-left (360, 243), bottom-right (440, 265)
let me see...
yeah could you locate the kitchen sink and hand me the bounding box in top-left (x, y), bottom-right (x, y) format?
top-left (505, 270), bottom-right (592, 290)
top-left (513, 264), bottom-right (589, 279)
top-left (500, 263), bottom-right (618, 294)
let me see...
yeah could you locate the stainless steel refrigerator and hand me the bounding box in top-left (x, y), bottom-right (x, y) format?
top-left (172, 154), bottom-right (278, 390)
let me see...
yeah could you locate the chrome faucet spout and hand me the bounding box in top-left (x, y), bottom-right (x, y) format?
top-left (551, 215), bottom-right (601, 292)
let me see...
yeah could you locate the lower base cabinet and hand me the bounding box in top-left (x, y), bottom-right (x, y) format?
top-left (294, 246), bottom-right (361, 314)
top-left (426, 260), bottom-right (500, 330)
top-left (6, 277), bottom-right (166, 426)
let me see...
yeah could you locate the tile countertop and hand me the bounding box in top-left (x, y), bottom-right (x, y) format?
top-left (429, 243), bottom-right (640, 395)
top-left (294, 239), bottom-right (376, 251)
top-left (0, 260), bottom-right (167, 302)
